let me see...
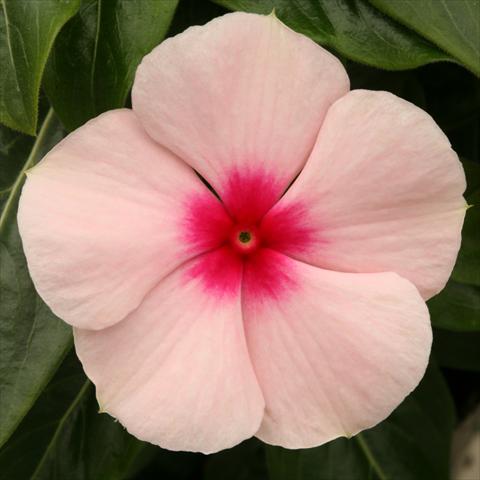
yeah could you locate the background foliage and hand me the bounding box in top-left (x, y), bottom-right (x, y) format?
top-left (0, 0), bottom-right (479, 479)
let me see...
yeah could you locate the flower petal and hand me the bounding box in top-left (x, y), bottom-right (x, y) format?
top-left (243, 250), bottom-right (431, 449)
top-left (132, 12), bottom-right (349, 216)
top-left (266, 90), bottom-right (466, 299)
top-left (74, 248), bottom-right (264, 454)
top-left (18, 109), bottom-right (229, 330)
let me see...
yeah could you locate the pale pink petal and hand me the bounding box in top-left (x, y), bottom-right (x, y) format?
top-left (132, 12), bottom-right (349, 219)
top-left (243, 250), bottom-right (431, 449)
top-left (74, 248), bottom-right (264, 454)
top-left (266, 90), bottom-right (467, 299)
top-left (18, 109), bottom-right (230, 330)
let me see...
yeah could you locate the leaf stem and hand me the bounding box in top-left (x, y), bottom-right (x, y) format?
top-left (0, 108), bottom-right (55, 236)
top-left (30, 380), bottom-right (91, 480)
top-left (355, 433), bottom-right (388, 480)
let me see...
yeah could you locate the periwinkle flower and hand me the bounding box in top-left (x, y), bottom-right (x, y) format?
top-left (18, 13), bottom-right (466, 453)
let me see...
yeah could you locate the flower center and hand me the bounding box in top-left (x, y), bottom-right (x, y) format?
top-left (230, 225), bottom-right (260, 255)
top-left (238, 231), bottom-right (251, 243)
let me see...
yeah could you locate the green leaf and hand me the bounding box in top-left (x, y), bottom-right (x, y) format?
top-left (0, 352), bottom-right (153, 480)
top-left (0, 0), bottom-right (81, 134)
top-left (266, 363), bottom-right (455, 480)
top-left (370, 0), bottom-right (480, 76)
top-left (44, 0), bottom-right (179, 131)
top-left (0, 110), bottom-right (72, 448)
top-left (0, 123), bottom-right (33, 193)
top-left (428, 280), bottom-right (480, 331)
top-left (433, 328), bottom-right (480, 372)
top-left (214, 0), bottom-right (452, 70)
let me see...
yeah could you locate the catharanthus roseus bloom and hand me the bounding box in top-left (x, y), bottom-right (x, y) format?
top-left (18, 12), bottom-right (466, 453)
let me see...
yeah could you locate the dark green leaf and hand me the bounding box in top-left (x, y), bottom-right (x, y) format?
top-left (370, 0), bottom-right (480, 76)
top-left (214, 0), bottom-right (451, 70)
top-left (266, 363), bottom-right (455, 480)
top-left (433, 328), bottom-right (480, 372)
top-left (0, 110), bottom-right (72, 448)
top-left (428, 280), bottom-right (480, 331)
top-left (0, 0), bottom-right (81, 134)
top-left (0, 125), bottom-right (33, 193)
top-left (44, 0), bottom-right (179, 131)
top-left (0, 351), bottom-right (153, 480)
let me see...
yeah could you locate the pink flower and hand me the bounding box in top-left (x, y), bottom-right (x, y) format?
top-left (18, 13), bottom-right (466, 453)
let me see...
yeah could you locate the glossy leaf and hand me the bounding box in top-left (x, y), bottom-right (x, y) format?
top-left (428, 280), bottom-right (480, 331)
top-left (214, 0), bottom-right (451, 70)
top-left (0, 124), bottom-right (33, 193)
top-left (44, 0), bottom-right (179, 131)
top-left (0, 352), bottom-right (153, 480)
top-left (0, 111), bottom-right (72, 448)
top-left (266, 363), bottom-right (455, 480)
top-left (370, 0), bottom-right (480, 76)
top-left (433, 328), bottom-right (480, 372)
top-left (0, 0), bottom-right (80, 134)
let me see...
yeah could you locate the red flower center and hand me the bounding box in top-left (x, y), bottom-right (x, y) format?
top-left (182, 170), bottom-right (319, 300)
